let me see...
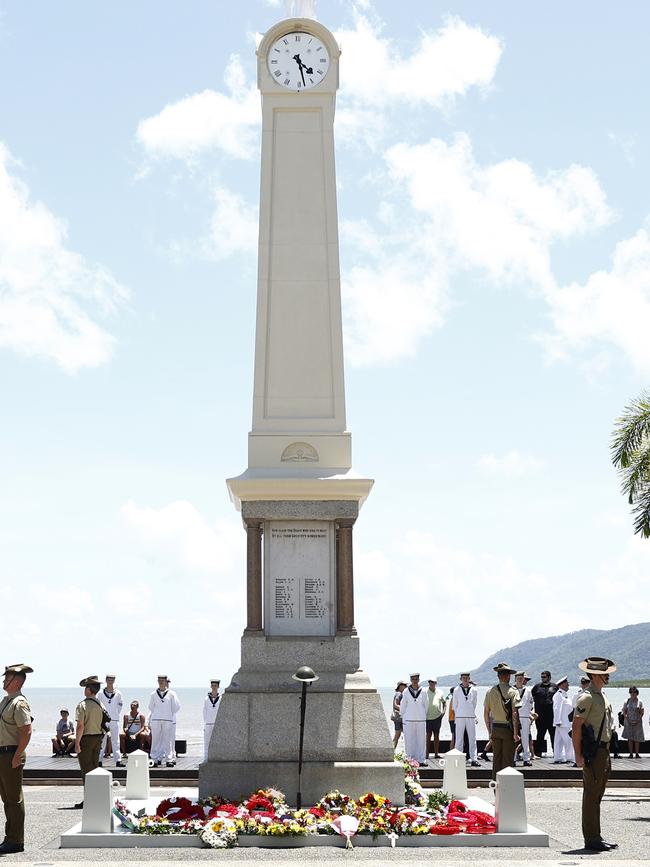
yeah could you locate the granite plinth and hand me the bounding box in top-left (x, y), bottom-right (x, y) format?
top-left (239, 632), bottom-right (360, 672)
top-left (242, 499), bottom-right (359, 520)
top-left (200, 630), bottom-right (400, 802)
top-left (206, 685), bottom-right (392, 762)
top-left (199, 759), bottom-right (405, 804)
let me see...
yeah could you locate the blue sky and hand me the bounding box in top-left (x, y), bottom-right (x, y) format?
top-left (2, 1), bottom-right (650, 687)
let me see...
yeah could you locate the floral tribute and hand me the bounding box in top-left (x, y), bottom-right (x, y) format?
top-left (111, 763), bottom-right (497, 848)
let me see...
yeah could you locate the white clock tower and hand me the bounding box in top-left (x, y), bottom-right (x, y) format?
top-left (200, 15), bottom-right (403, 804)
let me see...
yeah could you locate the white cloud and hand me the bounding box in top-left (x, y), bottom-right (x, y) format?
top-left (356, 530), bottom-right (650, 683)
top-left (386, 134), bottom-right (611, 290)
top-left (607, 130), bottom-right (637, 166)
top-left (341, 220), bottom-right (448, 365)
top-left (356, 531), bottom-right (549, 680)
top-left (341, 133), bottom-right (611, 365)
top-left (337, 14), bottom-right (502, 109)
top-left (478, 450), bottom-right (544, 476)
top-left (121, 499), bottom-right (242, 577)
top-left (136, 56), bottom-right (259, 163)
top-left (206, 186), bottom-right (258, 260)
top-left (0, 143), bottom-right (128, 372)
top-left (540, 225), bottom-right (650, 373)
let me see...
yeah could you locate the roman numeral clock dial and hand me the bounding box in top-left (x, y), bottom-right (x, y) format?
top-left (267, 31), bottom-right (330, 91)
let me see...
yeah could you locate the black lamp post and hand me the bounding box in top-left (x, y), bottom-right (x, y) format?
top-left (292, 665), bottom-right (319, 809)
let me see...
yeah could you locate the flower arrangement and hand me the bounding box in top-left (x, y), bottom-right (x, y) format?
top-left (198, 818), bottom-right (239, 849)
top-left (316, 789), bottom-right (355, 814)
top-left (426, 790), bottom-right (451, 813)
top-left (113, 758), bottom-right (497, 847)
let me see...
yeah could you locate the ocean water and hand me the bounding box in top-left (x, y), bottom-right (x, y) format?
top-left (23, 685), bottom-right (647, 755)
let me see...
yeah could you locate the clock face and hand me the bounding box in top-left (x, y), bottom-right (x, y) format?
top-left (267, 31), bottom-right (330, 91)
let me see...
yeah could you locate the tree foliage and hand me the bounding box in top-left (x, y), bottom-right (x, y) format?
top-left (611, 389), bottom-right (650, 538)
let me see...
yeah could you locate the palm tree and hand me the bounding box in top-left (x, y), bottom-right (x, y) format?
top-left (612, 389), bottom-right (650, 538)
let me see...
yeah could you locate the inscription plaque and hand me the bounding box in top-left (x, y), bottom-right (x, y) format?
top-left (265, 521), bottom-right (334, 636)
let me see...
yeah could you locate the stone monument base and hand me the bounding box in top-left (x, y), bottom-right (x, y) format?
top-left (199, 760), bottom-right (404, 805)
top-left (199, 633), bottom-right (404, 804)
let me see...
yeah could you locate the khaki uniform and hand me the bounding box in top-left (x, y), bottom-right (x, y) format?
top-left (75, 698), bottom-right (104, 778)
top-left (485, 683), bottom-right (521, 779)
top-left (0, 692), bottom-right (31, 845)
top-left (574, 686), bottom-right (614, 844)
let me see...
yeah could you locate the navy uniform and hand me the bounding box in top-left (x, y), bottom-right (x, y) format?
top-left (99, 675), bottom-right (124, 766)
top-left (572, 657), bottom-right (617, 852)
top-left (203, 680), bottom-right (221, 761)
top-left (0, 663), bottom-right (33, 855)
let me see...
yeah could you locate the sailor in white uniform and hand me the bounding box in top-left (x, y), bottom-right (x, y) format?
top-left (99, 675), bottom-right (124, 766)
top-left (203, 679), bottom-right (221, 760)
top-left (399, 673), bottom-right (428, 764)
top-left (515, 671), bottom-right (534, 765)
top-left (552, 676), bottom-right (575, 764)
top-left (148, 675), bottom-right (181, 767)
top-left (452, 672), bottom-right (479, 765)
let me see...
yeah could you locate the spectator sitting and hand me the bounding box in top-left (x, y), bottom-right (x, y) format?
top-left (52, 709), bottom-right (75, 757)
top-left (120, 700), bottom-right (151, 756)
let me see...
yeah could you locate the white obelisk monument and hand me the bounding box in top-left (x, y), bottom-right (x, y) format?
top-left (199, 12), bottom-right (403, 804)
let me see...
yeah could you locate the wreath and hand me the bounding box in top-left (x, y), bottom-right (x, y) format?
top-left (155, 797), bottom-right (204, 821)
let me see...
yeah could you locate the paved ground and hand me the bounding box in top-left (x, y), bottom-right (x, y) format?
top-left (3, 785), bottom-right (649, 863)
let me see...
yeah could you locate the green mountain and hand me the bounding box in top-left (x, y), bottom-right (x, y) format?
top-left (439, 622), bottom-right (650, 686)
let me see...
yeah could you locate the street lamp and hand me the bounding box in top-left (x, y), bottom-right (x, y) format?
top-left (292, 665), bottom-right (319, 809)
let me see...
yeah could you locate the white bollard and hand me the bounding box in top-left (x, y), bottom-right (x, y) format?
top-left (437, 749), bottom-right (468, 799)
top-left (491, 766), bottom-right (527, 833)
top-left (81, 768), bottom-right (114, 833)
top-left (125, 749), bottom-right (153, 800)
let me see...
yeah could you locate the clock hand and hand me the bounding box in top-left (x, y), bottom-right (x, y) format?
top-left (293, 53), bottom-right (307, 86)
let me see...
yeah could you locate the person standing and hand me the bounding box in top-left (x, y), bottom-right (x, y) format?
top-left (0, 664), bottom-right (33, 855)
top-left (391, 680), bottom-right (407, 749)
top-left (553, 676), bottom-right (575, 764)
top-left (572, 656), bottom-right (618, 852)
top-left (99, 675), bottom-right (124, 767)
top-left (203, 680), bottom-right (221, 761)
top-left (515, 671), bottom-right (534, 766)
top-left (622, 686), bottom-right (645, 758)
top-left (400, 673), bottom-right (428, 764)
top-left (483, 663), bottom-right (521, 779)
top-left (425, 678), bottom-right (446, 759)
top-left (453, 672), bottom-right (480, 766)
top-left (148, 676), bottom-right (181, 768)
top-left (74, 676), bottom-right (106, 809)
top-left (532, 670), bottom-right (558, 756)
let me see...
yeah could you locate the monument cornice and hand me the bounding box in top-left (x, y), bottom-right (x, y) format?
top-left (227, 471), bottom-right (373, 510)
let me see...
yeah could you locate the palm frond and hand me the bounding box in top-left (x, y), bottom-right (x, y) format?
top-left (611, 389), bottom-right (650, 468)
top-left (620, 450), bottom-right (650, 504)
top-left (632, 487), bottom-right (650, 539)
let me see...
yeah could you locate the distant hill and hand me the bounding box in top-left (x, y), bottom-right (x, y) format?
top-left (439, 622), bottom-right (650, 686)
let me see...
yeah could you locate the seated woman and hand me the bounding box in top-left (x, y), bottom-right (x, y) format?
top-left (51, 709), bottom-right (75, 757)
top-left (120, 700), bottom-right (151, 755)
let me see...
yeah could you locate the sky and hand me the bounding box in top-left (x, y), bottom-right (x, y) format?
top-left (2, 1), bottom-right (650, 688)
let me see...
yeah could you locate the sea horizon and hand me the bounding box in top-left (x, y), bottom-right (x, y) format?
top-left (22, 685), bottom-right (647, 755)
